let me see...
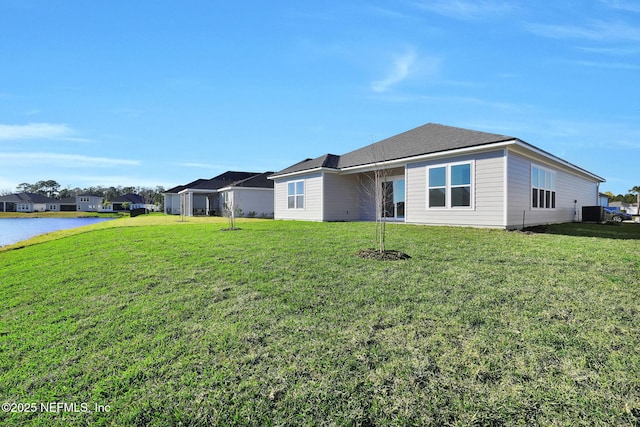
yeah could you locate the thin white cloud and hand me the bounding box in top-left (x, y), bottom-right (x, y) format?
top-left (600, 0), bottom-right (640, 12)
top-left (578, 45), bottom-right (640, 55)
top-left (0, 152), bottom-right (140, 168)
top-left (0, 123), bottom-right (90, 142)
top-left (570, 59), bottom-right (640, 70)
top-left (371, 51), bottom-right (417, 93)
top-left (527, 20), bottom-right (640, 42)
top-left (415, 0), bottom-right (515, 20)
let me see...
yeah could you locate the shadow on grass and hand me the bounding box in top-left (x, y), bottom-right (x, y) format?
top-left (523, 222), bottom-right (640, 240)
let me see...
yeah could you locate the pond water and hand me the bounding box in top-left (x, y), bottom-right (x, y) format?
top-left (0, 218), bottom-right (116, 247)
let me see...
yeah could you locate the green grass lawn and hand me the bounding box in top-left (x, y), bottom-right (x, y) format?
top-left (1, 217), bottom-right (639, 426)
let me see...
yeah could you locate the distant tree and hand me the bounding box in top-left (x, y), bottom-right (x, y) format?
top-left (0, 188), bottom-right (12, 196)
top-left (16, 182), bottom-right (32, 193)
top-left (58, 188), bottom-right (73, 199)
top-left (603, 191), bottom-right (615, 201)
top-left (42, 180), bottom-right (60, 198)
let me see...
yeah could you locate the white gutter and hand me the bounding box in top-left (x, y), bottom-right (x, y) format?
top-left (217, 185), bottom-right (273, 192)
top-left (177, 188), bottom-right (218, 195)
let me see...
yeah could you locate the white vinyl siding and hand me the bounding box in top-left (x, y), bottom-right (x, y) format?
top-left (506, 152), bottom-right (599, 228)
top-left (322, 173), bottom-right (361, 221)
top-left (274, 173), bottom-right (323, 220)
top-left (221, 188), bottom-right (274, 218)
top-left (407, 150), bottom-right (505, 227)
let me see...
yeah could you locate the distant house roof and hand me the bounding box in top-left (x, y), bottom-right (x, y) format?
top-left (0, 192), bottom-right (58, 204)
top-left (219, 172), bottom-right (275, 190)
top-left (59, 197), bottom-right (77, 204)
top-left (166, 171), bottom-right (273, 194)
top-left (111, 193), bottom-right (145, 204)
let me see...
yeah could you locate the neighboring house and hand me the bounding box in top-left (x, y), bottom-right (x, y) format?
top-left (0, 192), bottom-right (59, 213)
top-left (58, 194), bottom-right (104, 212)
top-left (164, 171), bottom-right (274, 217)
top-left (269, 123), bottom-right (605, 229)
top-left (108, 193), bottom-right (146, 211)
top-left (218, 172), bottom-right (275, 218)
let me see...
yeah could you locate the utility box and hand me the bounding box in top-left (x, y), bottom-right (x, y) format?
top-left (582, 206), bottom-right (604, 222)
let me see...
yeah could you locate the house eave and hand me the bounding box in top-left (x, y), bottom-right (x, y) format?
top-left (268, 167), bottom-right (339, 180)
top-left (177, 188), bottom-right (218, 194)
top-left (217, 186), bottom-right (273, 192)
top-left (510, 140), bottom-right (605, 183)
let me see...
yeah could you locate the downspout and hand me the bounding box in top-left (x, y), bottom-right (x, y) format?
top-left (503, 148), bottom-right (509, 229)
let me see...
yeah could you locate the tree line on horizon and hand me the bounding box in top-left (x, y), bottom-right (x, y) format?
top-left (1, 179), bottom-right (165, 206)
top-left (603, 189), bottom-right (640, 205)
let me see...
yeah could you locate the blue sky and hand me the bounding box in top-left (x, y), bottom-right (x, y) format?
top-left (1, 0), bottom-right (638, 195)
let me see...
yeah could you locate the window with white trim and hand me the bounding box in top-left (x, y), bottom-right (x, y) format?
top-left (531, 165), bottom-right (556, 209)
top-left (427, 162), bottom-right (473, 208)
top-left (287, 180), bottom-right (304, 209)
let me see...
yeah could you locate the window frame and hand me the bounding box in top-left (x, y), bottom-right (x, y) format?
top-left (531, 164), bottom-right (556, 210)
top-left (426, 161), bottom-right (474, 210)
top-left (287, 180), bottom-right (305, 210)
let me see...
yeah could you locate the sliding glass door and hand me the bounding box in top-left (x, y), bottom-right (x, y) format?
top-left (382, 177), bottom-right (405, 219)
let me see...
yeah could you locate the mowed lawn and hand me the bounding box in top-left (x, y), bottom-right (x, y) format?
top-left (1, 216), bottom-right (639, 426)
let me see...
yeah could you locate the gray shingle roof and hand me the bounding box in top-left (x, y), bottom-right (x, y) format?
top-left (166, 171), bottom-right (274, 193)
top-left (111, 193), bottom-right (145, 204)
top-left (223, 172), bottom-right (275, 189)
top-left (338, 123), bottom-right (514, 168)
top-left (0, 192), bottom-right (58, 204)
top-left (272, 123), bottom-right (515, 176)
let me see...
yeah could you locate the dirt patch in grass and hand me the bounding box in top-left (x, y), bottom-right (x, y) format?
top-left (356, 248), bottom-right (411, 260)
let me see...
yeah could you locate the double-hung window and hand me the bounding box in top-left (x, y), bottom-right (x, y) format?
top-left (531, 165), bottom-right (556, 209)
top-left (427, 162), bottom-right (473, 209)
top-left (287, 180), bottom-right (304, 209)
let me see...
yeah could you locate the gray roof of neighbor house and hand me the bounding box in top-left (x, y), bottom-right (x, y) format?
top-left (59, 197), bottom-right (77, 204)
top-left (166, 171), bottom-right (273, 193)
top-left (221, 172), bottom-right (275, 189)
top-left (112, 193), bottom-right (145, 204)
top-left (272, 123), bottom-right (515, 176)
top-left (0, 192), bottom-right (58, 204)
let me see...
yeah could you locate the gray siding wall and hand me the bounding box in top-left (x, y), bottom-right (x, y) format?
top-left (506, 152), bottom-right (599, 228)
top-left (230, 188), bottom-right (274, 218)
top-left (274, 172), bottom-right (323, 220)
top-left (406, 150), bottom-right (506, 227)
top-left (322, 173), bottom-right (361, 221)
